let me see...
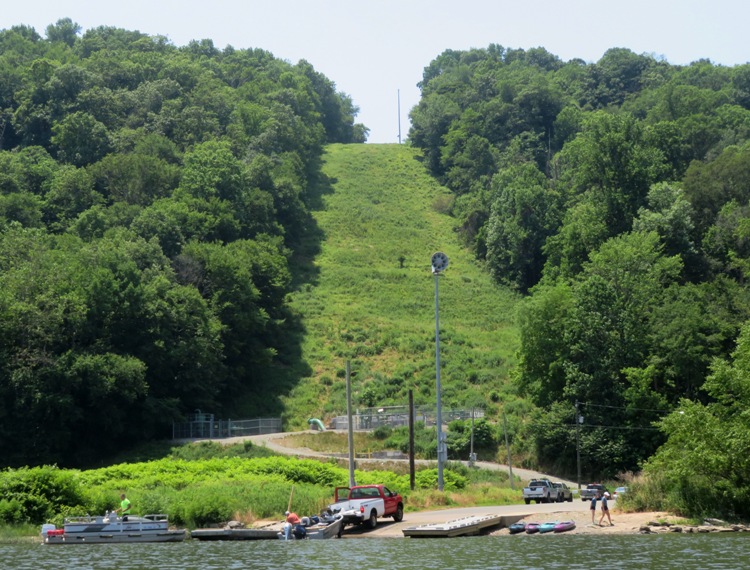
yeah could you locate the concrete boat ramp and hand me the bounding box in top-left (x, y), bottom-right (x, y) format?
top-left (402, 514), bottom-right (522, 538)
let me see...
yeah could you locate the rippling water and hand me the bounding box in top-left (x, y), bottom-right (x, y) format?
top-left (3, 533), bottom-right (748, 569)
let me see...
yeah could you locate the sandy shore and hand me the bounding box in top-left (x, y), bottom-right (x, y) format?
top-left (489, 509), bottom-right (677, 536)
top-left (332, 508), bottom-right (745, 538)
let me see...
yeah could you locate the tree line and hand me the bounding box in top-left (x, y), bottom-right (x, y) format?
top-left (0, 19), bottom-right (366, 467)
top-left (409, 44), bottom-right (750, 509)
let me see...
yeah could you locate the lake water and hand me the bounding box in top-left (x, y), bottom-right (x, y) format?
top-left (3, 533), bottom-right (749, 570)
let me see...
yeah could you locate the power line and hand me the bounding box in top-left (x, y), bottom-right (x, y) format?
top-left (579, 401), bottom-right (671, 414)
top-left (534, 421), bottom-right (661, 432)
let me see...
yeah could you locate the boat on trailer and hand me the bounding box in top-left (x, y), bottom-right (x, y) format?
top-left (41, 512), bottom-right (186, 544)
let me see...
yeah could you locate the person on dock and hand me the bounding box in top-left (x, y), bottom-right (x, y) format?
top-left (116, 493), bottom-right (131, 521)
top-left (599, 492), bottom-right (613, 526)
top-left (590, 491), bottom-right (599, 525)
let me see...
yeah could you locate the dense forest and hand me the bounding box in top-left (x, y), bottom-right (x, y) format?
top-left (0, 19), bottom-right (366, 467)
top-left (2, 18), bottom-right (749, 518)
top-left (410, 45), bottom-right (750, 514)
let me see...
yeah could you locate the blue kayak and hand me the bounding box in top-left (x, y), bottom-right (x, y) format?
top-left (539, 522), bottom-right (557, 534)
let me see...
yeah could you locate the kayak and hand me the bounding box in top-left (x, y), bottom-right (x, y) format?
top-left (508, 521), bottom-right (527, 534)
top-left (525, 522), bottom-right (540, 534)
top-left (554, 520), bottom-right (576, 533)
top-left (539, 522), bottom-right (557, 534)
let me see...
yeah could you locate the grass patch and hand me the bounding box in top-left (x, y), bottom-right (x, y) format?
top-left (283, 144), bottom-right (521, 428)
top-left (0, 524), bottom-right (39, 543)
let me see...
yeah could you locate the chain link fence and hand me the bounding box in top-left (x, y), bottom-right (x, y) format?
top-left (172, 413), bottom-right (282, 440)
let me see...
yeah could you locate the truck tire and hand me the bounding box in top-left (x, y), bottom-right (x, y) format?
top-left (367, 510), bottom-right (378, 529)
top-left (524, 498), bottom-right (530, 505)
top-left (568, 495), bottom-right (573, 503)
top-left (393, 504), bottom-right (404, 522)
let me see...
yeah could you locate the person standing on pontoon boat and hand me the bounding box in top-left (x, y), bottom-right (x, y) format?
top-left (116, 493), bottom-right (131, 521)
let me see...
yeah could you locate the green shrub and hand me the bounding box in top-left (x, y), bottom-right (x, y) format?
top-left (414, 468), bottom-right (467, 491)
top-left (0, 499), bottom-right (25, 524)
top-left (0, 466), bottom-right (86, 524)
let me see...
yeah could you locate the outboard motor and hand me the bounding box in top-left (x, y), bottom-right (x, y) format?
top-left (40, 524), bottom-right (56, 538)
top-left (293, 524), bottom-right (307, 539)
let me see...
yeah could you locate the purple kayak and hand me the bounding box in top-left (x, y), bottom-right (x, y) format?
top-left (525, 522), bottom-right (541, 534)
top-left (554, 520), bottom-right (576, 533)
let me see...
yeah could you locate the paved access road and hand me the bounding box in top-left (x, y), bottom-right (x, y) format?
top-left (241, 430), bottom-right (578, 488)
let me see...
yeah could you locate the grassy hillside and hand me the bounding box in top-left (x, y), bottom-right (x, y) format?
top-left (281, 144), bottom-right (521, 428)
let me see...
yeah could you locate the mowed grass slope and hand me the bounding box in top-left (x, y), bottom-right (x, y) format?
top-left (283, 144), bottom-right (520, 427)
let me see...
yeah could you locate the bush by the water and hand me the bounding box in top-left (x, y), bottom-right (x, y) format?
top-left (0, 449), bottom-right (471, 527)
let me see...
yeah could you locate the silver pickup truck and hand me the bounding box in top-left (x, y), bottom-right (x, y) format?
top-left (522, 479), bottom-right (558, 504)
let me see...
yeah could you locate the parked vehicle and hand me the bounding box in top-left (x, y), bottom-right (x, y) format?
top-left (522, 479), bottom-right (559, 504)
top-left (328, 484), bottom-right (403, 529)
top-left (552, 482), bottom-right (574, 502)
top-left (613, 486), bottom-right (628, 500)
top-left (580, 483), bottom-right (609, 502)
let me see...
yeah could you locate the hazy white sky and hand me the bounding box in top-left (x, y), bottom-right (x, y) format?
top-left (3, 1), bottom-right (749, 143)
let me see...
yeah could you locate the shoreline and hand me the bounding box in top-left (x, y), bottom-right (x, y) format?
top-left (336, 509), bottom-right (748, 538)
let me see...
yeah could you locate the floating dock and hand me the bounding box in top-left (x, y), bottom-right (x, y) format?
top-left (402, 514), bottom-right (505, 538)
top-left (190, 527), bottom-right (280, 540)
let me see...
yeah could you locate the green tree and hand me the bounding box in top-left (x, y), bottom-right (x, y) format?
top-left (644, 321), bottom-right (750, 518)
top-left (45, 18), bottom-right (81, 47)
top-left (485, 162), bottom-right (562, 291)
top-left (51, 111), bottom-right (111, 166)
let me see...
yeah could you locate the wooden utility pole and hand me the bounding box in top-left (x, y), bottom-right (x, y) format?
top-left (409, 389), bottom-right (415, 490)
top-left (503, 410), bottom-right (514, 489)
top-left (346, 360), bottom-right (356, 487)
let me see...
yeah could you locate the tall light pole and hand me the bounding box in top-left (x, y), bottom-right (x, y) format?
top-left (575, 401), bottom-right (582, 490)
top-left (431, 252), bottom-right (449, 491)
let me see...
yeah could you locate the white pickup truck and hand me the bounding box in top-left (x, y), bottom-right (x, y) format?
top-left (522, 479), bottom-right (559, 504)
top-left (328, 485), bottom-right (404, 529)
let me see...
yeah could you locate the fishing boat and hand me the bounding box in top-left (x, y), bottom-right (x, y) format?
top-left (41, 512), bottom-right (186, 544)
top-left (538, 522), bottom-right (557, 534)
top-left (525, 522), bottom-right (541, 534)
top-left (278, 514), bottom-right (344, 540)
top-left (554, 520), bottom-right (576, 533)
top-left (508, 521), bottom-right (527, 534)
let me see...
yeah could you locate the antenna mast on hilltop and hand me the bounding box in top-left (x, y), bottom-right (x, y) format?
top-left (397, 89), bottom-right (402, 144)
